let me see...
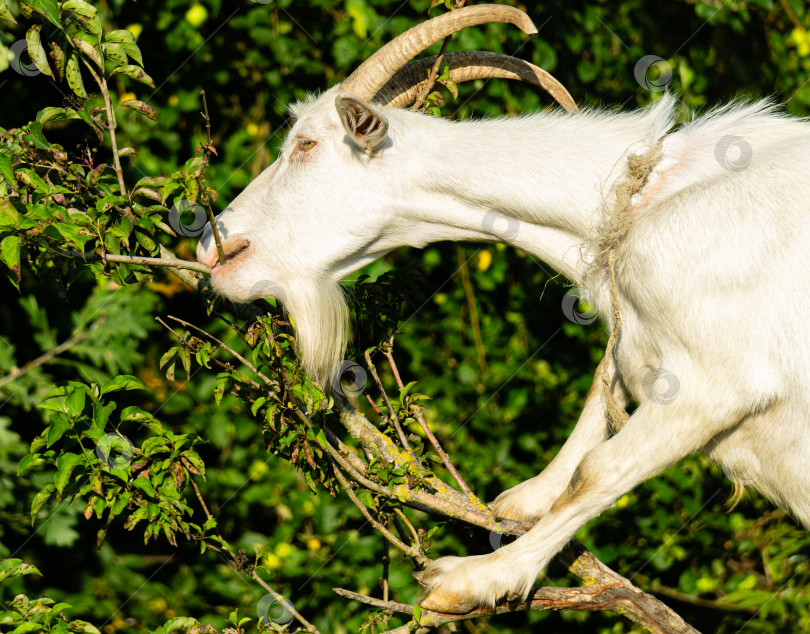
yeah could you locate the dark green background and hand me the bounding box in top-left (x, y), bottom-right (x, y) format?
top-left (1, 0), bottom-right (809, 632)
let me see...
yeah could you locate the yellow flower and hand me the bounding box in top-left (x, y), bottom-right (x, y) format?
top-left (126, 23), bottom-right (143, 40)
top-left (477, 250), bottom-right (493, 272)
top-left (185, 4), bottom-right (208, 28)
top-left (788, 28), bottom-right (810, 57)
top-left (275, 542), bottom-right (294, 558)
top-left (118, 92), bottom-right (136, 104)
top-left (264, 553), bottom-right (281, 570)
top-left (306, 538), bottom-right (321, 551)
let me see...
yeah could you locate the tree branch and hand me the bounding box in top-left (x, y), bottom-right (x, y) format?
top-left (341, 544), bottom-right (700, 634)
top-left (55, 248), bottom-right (212, 275)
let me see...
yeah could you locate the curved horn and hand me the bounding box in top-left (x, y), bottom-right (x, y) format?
top-left (375, 51), bottom-right (578, 113)
top-left (339, 5), bottom-right (537, 101)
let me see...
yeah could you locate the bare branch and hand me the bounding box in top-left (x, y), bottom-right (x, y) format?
top-left (365, 348), bottom-right (411, 450)
top-left (55, 248), bottom-right (212, 275)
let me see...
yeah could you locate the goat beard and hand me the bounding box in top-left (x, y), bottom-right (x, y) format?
top-left (277, 278), bottom-right (349, 389)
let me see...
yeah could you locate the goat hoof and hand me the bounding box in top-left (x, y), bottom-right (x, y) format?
top-left (419, 588), bottom-right (477, 614)
top-left (412, 568), bottom-right (438, 587)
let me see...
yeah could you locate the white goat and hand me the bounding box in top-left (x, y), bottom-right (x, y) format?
top-left (197, 4), bottom-right (810, 615)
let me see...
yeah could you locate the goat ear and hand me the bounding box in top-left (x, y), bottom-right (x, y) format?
top-left (335, 94), bottom-right (389, 151)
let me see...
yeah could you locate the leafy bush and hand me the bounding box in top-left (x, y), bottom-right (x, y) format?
top-left (1, 1), bottom-right (809, 633)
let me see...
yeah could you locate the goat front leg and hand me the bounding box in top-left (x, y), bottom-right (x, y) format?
top-left (489, 355), bottom-right (627, 523)
top-left (419, 399), bottom-right (716, 613)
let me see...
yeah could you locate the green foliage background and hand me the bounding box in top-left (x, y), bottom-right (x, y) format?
top-left (1, 0), bottom-right (810, 633)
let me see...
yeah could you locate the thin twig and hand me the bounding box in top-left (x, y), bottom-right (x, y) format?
top-left (411, 0), bottom-right (467, 111)
top-left (393, 508), bottom-right (421, 550)
top-left (333, 587), bottom-right (413, 615)
top-left (186, 452), bottom-right (320, 633)
top-left (198, 89), bottom-right (226, 265)
top-left (632, 573), bottom-right (758, 614)
top-left (382, 534), bottom-right (390, 602)
top-left (0, 321), bottom-right (98, 390)
top-left (332, 464), bottom-right (428, 566)
top-left (251, 570), bottom-right (320, 634)
top-left (158, 245), bottom-right (205, 291)
top-left (55, 248), bottom-right (211, 275)
top-left (457, 247), bottom-right (487, 372)
top-left (779, 0), bottom-right (803, 30)
top-left (383, 344), bottom-right (475, 499)
top-left (410, 35), bottom-right (452, 111)
top-left (365, 349), bottom-right (411, 450)
top-left (164, 315), bottom-right (277, 389)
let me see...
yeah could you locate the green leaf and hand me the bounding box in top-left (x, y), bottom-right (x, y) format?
top-left (100, 374), bottom-right (146, 395)
top-left (132, 477), bottom-right (155, 497)
top-left (17, 453), bottom-right (44, 476)
top-left (164, 617), bottom-right (200, 633)
top-left (0, 235), bottom-right (21, 285)
top-left (24, 121), bottom-right (51, 150)
top-left (0, 155), bottom-right (15, 185)
top-left (64, 386), bottom-right (86, 418)
top-left (14, 168), bottom-right (47, 190)
top-left (71, 37), bottom-right (102, 69)
top-left (36, 107), bottom-right (80, 124)
top-left (62, 621), bottom-right (100, 634)
top-left (61, 0), bottom-right (96, 19)
top-left (111, 64), bottom-right (154, 88)
top-left (46, 413), bottom-right (72, 447)
top-left (0, 1), bottom-right (17, 23)
top-left (104, 29), bottom-right (135, 44)
top-left (54, 452), bottom-right (83, 496)
top-left (26, 25), bottom-right (53, 78)
top-left (119, 99), bottom-right (157, 121)
top-left (30, 484), bottom-right (54, 523)
top-left (0, 559), bottom-right (42, 582)
top-left (103, 41), bottom-right (127, 67)
top-left (21, 0), bottom-right (60, 26)
top-left (398, 380), bottom-right (418, 406)
top-left (66, 52), bottom-right (88, 98)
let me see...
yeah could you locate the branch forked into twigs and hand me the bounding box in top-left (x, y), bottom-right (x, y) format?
top-left (365, 348), bottom-right (411, 450)
top-left (338, 543), bottom-right (702, 634)
top-left (382, 339), bottom-right (476, 500)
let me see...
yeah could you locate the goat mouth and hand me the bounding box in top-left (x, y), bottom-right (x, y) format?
top-left (211, 240), bottom-right (250, 272)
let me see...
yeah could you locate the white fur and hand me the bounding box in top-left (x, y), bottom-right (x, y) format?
top-left (197, 90), bottom-right (810, 612)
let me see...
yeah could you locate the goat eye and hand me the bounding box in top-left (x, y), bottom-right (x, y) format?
top-left (298, 139), bottom-right (316, 150)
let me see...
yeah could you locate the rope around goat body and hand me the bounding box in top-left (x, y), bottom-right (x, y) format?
top-left (598, 140), bottom-right (664, 431)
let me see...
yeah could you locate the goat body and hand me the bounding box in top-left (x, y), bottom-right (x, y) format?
top-left (197, 89), bottom-right (810, 613)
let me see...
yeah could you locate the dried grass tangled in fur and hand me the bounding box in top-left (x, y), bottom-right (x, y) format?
top-left (598, 141), bottom-right (664, 431)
